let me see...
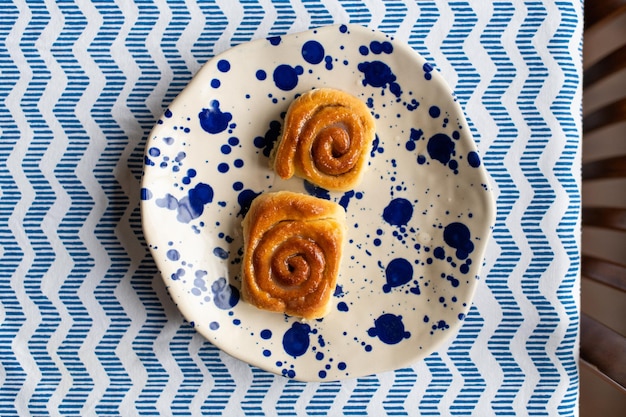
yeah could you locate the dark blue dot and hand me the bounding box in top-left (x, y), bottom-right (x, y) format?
top-left (318, 370), bottom-right (327, 379)
top-left (370, 41), bottom-right (382, 54)
top-left (302, 40), bottom-right (325, 64)
top-left (337, 302), bottom-right (349, 312)
top-left (427, 133), bottom-right (455, 165)
top-left (452, 131), bottom-right (460, 140)
top-left (382, 258), bottom-right (413, 293)
top-left (382, 41), bottom-right (393, 53)
top-left (339, 24), bottom-right (348, 33)
top-left (263, 349), bottom-right (271, 357)
top-left (166, 249), bottom-right (180, 261)
top-left (211, 78), bottom-right (220, 88)
top-left (282, 322), bottom-right (311, 358)
top-left (406, 141), bottom-right (416, 151)
top-left (338, 362), bottom-right (347, 371)
top-left (217, 59), bottom-right (230, 72)
top-left (417, 155), bottom-right (426, 165)
top-left (367, 313), bottom-right (410, 345)
top-left (373, 238), bottom-right (381, 246)
top-left (383, 198), bottom-right (413, 227)
top-left (234, 158), bottom-right (244, 168)
top-left (324, 55), bottom-right (333, 70)
top-left (316, 352), bottom-right (324, 360)
top-left (148, 147), bottom-right (160, 157)
top-left (273, 64), bottom-right (300, 91)
top-left (220, 144), bottom-right (231, 154)
top-left (198, 100), bottom-right (232, 134)
top-left (443, 222), bottom-right (474, 260)
top-left (187, 168), bottom-right (196, 178)
top-left (429, 106), bottom-right (441, 118)
top-left (467, 151), bottom-right (481, 167)
top-left (218, 163), bottom-right (229, 173)
top-left (228, 137), bottom-right (239, 146)
top-left (213, 247), bottom-right (228, 259)
top-left (164, 109), bottom-right (173, 118)
top-left (268, 36), bottom-right (281, 45)
top-left (260, 329), bottom-right (272, 339)
top-left (233, 181), bottom-right (243, 191)
top-left (256, 69), bottom-right (267, 80)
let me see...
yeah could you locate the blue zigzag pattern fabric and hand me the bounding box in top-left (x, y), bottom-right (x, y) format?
top-left (0, 0), bottom-right (581, 415)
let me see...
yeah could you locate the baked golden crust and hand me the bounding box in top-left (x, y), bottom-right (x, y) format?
top-left (241, 191), bottom-right (346, 319)
top-left (271, 88), bottom-right (376, 191)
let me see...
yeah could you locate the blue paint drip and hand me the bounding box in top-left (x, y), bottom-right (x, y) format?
top-left (429, 106), bottom-right (441, 118)
top-left (217, 59), bottom-right (230, 72)
top-left (256, 69), bottom-right (267, 80)
top-left (443, 222), bottom-right (474, 260)
top-left (156, 183), bottom-right (214, 224)
top-left (213, 247), bottom-right (228, 259)
top-left (445, 274), bottom-right (460, 288)
top-left (166, 249), bottom-right (180, 261)
top-left (268, 36), bottom-right (281, 45)
top-left (338, 190), bottom-right (355, 209)
top-left (358, 61), bottom-right (401, 98)
top-left (382, 198), bottom-right (413, 227)
top-left (273, 64), bottom-right (303, 91)
top-left (282, 322), bottom-right (311, 358)
top-left (337, 302), bottom-right (349, 312)
top-left (382, 258), bottom-right (413, 293)
top-left (333, 284), bottom-right (344, 297)
top-left (141, 188), bottom-right (152, 201)
top-left (427, 133), bottom-right (455, 165)
top-left (253, 120), bottom-right (281, 157)
top-left (304, 181), bottom-right (330, 200)
top-left (199, 100), bottom-right (233, 134)
top-left (367, 313), bottom-right (410, 345)
top-left (302, 40), bottom-right (325, 64)
top-left (237, 189), bottom-right (261, 217)
top-left (467, 151), bottom-right (481, 167)
top-left (211, 277), bottom-right (239, 310)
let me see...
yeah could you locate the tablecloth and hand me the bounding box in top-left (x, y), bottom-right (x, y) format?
top-left (0, 0), bottom-right (582, 415)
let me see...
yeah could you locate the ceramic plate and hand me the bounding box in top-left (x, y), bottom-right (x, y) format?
top-left (141, 24), bottom-right (495, 382)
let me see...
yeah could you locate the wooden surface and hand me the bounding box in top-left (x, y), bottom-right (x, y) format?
top-left (581, 1), bottom-right (626, 415)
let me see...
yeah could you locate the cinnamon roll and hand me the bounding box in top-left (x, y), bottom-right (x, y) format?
top-left (241, 191), bottom-right (346, 319)
top-left (271, 88), bottom-right (376, 191)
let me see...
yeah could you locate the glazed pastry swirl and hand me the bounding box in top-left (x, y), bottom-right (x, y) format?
top-left (272, 88), bottom-right (376, 191)
top-left (241, 191), bottom-right (346, 319)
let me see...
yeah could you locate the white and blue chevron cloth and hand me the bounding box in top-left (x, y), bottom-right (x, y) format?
top-left (0, 0), bottom-right (581, 415)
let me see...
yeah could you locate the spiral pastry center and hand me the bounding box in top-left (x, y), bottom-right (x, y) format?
top-left (253, 221), bottom-right (328, 300)
top-left (311, 123), bottom-right (360, 175)
top-left (270, 237), bottom-right (325, 288)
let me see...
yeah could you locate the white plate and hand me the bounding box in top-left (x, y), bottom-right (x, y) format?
top-left (141, 24), bottom-right (495, 381)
